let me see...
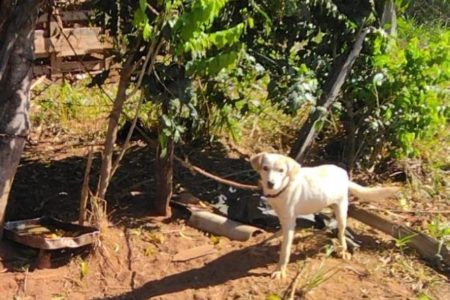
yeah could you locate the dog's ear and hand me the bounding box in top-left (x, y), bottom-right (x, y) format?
top-left (250, 152), bottom-right (266, 171)
top-left (285, 156), bottom-right (301, 179)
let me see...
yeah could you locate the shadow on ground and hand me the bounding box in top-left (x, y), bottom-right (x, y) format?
top-left (94, 235), bottom-right (320, 300)
top-left (6, 141), bottom-right (259, 224)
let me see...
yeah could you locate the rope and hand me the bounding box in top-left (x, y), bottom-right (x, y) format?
top-left (174, 155), bottom-right (260, 191)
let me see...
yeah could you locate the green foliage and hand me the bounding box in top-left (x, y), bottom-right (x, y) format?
top-left (186, 47), bottom-right (243, 76)
top-left (181, 23), bottom-right (245, 58)
top-left (171, 0), bottom-right (247, 77)
top-left (143, 0), bottom-right (248, 152)
top-left (427, 216), bottom-right (450, 244)
top-left (265, 294), bottom-right (281, 300)
top-left (394, 233), bottom-right (416, 251)
top-left (80, 260), bottom-right (88, 280)
top-left (343, 18), bottom-right (449, 165)
top-left (243, 0), bottom-right (371, 116)
top-left (173, 0), bottom-right (228, 42)
top-left (97, 0), bottom-right (449, 173)
top-left (374, 22), bottom-right (448, 157)
top-left (417, 292), bottom-right (433, 300)
top-left (32, 81), bottom-right (112, 134)
top-left (403, 0), bottom-right (449, 26)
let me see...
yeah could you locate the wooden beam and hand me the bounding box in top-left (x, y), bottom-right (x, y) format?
top-left (348, 204), bottom-right (450, 268)
top-left (33, 59), bottom-right (110, 76)
top-left (289, 27), bottom-right (370, 162)
top-left (37, 10), bottom-right (93, 24)
top-left (34, 27), bottom-right (112, 58)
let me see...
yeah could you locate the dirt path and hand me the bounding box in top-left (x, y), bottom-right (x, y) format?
top-left (1, 139), bottom-right (449, 299)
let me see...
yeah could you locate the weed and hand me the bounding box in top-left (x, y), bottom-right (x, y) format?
top-left (427, 216), bottom-right (450, 242)
top-left (287, 260), bottom-right (339, 299)
top-left (80, 259), bottom-right (88, 280)
top-left (394, 233), bottom-right (417, 252)
top-left (265, 293), bottom-right (282, 300)
top-left (381, 251), bottom-right (446, 298)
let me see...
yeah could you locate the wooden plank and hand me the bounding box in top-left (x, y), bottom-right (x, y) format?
top-left (32, 65), bottom-right (50, 76)
top-left (34, 27), bottom-right (112, 58)
top-left (348, 204), bottom-right (450, 268)
top-left (33, 60), bottom-right (107, 76)
top-left (59, 60), bottom-right (105, 72)
top-left (37, 10), bottom-right (93, 24)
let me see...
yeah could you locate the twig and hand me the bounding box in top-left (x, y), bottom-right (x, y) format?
top-left (111, 91), bottom-right (145, 177)
top-left (79, 146), bottom-right (94, 225)
top-left (147, 4), bottom-right (160, 16)
top-left (30, 75), bottom-right (47, 90)
top-left (285, 264), bottom-right (306, 300)
top-left (173, 155), bottom-right (259, 191)
top-left (365, 207), bottom-right (450, 215)
top-left (23, 267), bottom-right (29, 294)
top-left (199, 169), bottom-right (255, 184)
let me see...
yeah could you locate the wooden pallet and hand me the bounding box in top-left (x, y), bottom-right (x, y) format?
top-left (33, 6), bottom-right (113, 78)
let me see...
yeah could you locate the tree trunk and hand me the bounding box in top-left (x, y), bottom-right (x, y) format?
top-left (154, 98), bottom-right (173, 217)
top-left (154, 136), bottom-right (173, 216)
top-left (343, 97), bottom-right (357, 171)
top-left (381, 0), bottom-right (397, 36)
top-left (0, 0), bottom-right (43, 237)
top-left (96, 41), bottom-right (141, 200)
top-left (289, 27), bottom-right (370, 162)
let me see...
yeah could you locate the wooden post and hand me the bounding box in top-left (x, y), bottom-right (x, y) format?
top-left (289, 27), bottom-right (370, 162)
top-left (47, 5), bottom-right (63, 79)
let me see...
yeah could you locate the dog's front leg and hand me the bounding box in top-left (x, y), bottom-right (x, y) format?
top-left (271, 220), bottom-right (295, 279)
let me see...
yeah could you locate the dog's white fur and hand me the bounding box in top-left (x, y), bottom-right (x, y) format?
top-left (250, 152), bottom-right (399, 279)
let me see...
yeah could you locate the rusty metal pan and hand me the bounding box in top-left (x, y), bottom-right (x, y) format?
top-left (3, 217), bottom-right (99, 250)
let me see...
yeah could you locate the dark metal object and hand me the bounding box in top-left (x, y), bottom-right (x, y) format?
top-left (3, 217), bottom-right (99, 250)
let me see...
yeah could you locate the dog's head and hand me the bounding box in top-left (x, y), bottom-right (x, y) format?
top-left (250, 152), bottom-right (301, 192)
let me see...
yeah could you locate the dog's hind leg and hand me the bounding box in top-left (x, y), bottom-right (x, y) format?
top-left (333, 200), bottom-right (351, 260)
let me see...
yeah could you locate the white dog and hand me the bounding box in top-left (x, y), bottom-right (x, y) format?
top-left (250, 152), bottom-right (399, 279)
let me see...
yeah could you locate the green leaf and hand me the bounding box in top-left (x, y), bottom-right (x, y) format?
top-left (80, 260), bottom-right (88, 280)
top-left (266, 294), bottom-right (281, 300)
top-left (313, 118), bottom-right (325, 131)
top-left (441, 227), bottom-right (450, 237)
top-left (173, 0), bottom-right (229, 43)
top-left (417, 292), bottom-right (433, 300)
top-left (180, 22), bottom-right (245, 57)
top-left (248, 17), bottom-right (254, 29)
top-left (161, 115), bottom-right (172, 127)
top-left (159, 134), bottom-right (168, 158)
top-left (143, 23), bottom-right (153, 41)
top-left (139, 0), bottom-right (147, 12)
top-left (187, 48), bottom-right (241, 76)
top-left (133, 8), bottom-right (149, 29)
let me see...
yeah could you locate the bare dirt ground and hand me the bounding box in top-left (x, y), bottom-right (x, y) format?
top-left (1, 134), bottom-right (449, 299)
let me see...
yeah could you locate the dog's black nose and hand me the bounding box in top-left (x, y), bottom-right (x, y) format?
top-left (267, 181), bottom-right (274, 189)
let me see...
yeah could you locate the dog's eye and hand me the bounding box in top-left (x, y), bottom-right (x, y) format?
top-left (262, 166), bottom-right (269, 171)
top-left (279, 168), bottom-right (284, 173)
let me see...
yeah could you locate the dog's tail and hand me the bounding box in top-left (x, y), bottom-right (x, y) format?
top-left (348, 181), bottom-right (400, 202)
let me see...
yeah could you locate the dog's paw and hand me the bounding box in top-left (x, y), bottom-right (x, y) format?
top-left (271, 268), bottom-right (287, 279)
